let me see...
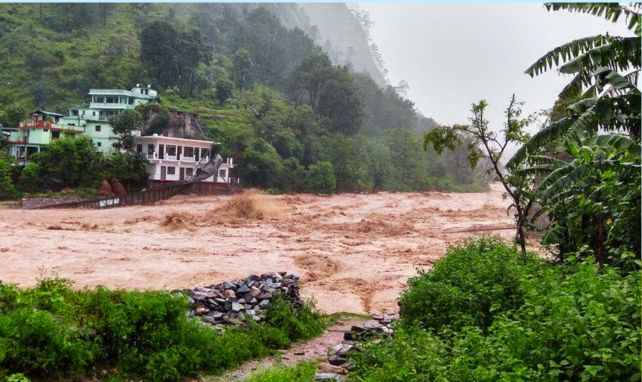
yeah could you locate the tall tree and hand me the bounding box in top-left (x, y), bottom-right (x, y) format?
top-left (290, 53), bottom-right (364, 135)
top-left (425, 96), bottom-right (533, 255)
top-left (140, 21), bottom-right (212, 94)
top-left (232, 49), bottom-right (254, 90)
top-left (109, 109), bottom-right (142, 153)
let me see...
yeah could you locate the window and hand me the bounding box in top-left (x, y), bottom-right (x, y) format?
top-left (95, 125), bottom-right (101, 132)
top-left (184, 147), bottom-right (194, 157)
top-left (136, 144), bottom-right (142, 153)
top-left (43, 129), bottom-right (49, 132)
top-left (52, 131), bottom-right (60, 139)
top-left (185, 168), bottom-right (193, 177)
top-left (201, 148), bottom-right (210, 158)
top-left (97, 142), bottom-right (102, 147)
top-left (218, 169), bottom-right (226, 178)
top-left (166, 145), bottom-right (176, 156)
top-left (147, 144), bottom-right (154, 153)
top-left (112, 143), bottom-right (118, 148)
top-left (167, 166), bottom-right (176, 175)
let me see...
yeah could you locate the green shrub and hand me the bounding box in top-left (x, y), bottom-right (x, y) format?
top-left (3, 373), bottom-right (31, 382)
top-left (305, 161), bottom-right (336, 195)
top-left (0, 280), bottom-right (326, 381)
top-left (24, 136), bottom-right (102, 191)
top-left (349, 327), bottom-right (447, 381)
top-left (100, 153), bottom-right (149, 192)
top-left (246, 362), bottom-right (317, 382)
top-left (0, 155), bottom-right (17, 199)
top-left (265, 294), bottom-right (324, 341)
top-left (399, 237), bottom-right (536, 332)
top-left (350, 238), bottom-right (641, 382)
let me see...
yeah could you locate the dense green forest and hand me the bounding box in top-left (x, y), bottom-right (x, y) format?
top-left (0, 3), bottom-right (489, 195)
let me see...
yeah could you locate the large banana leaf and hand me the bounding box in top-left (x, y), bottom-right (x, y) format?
top-left (525, 35), bottom-right (613, 77)
top-left (507, 118), bottom-right (573, 168)
top-left (545, 3), bottom-right (641, 33)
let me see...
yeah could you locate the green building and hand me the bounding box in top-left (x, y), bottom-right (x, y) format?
top-left (2, 85), bottom-right (158, 161)
top-left (60, 84), bottom-right (158, 153)
top-left (4, 111), bottom-right (84, 162)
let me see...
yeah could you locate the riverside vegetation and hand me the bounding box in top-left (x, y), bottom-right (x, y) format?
top-left (349, 238), bottom-right (640, 381)
top-left (349, 4), bottom-right (641, 381)
top-left (0, 279), bottom-right (324, 381)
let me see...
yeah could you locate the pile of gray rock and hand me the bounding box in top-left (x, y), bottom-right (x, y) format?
top-left (315, 312), bottom-right (398, 381)
top-left (187, 272), bottom-right (300, 326)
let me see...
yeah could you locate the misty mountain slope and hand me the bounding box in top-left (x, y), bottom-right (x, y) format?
top-left (297, 4), bottom-right (387, 87)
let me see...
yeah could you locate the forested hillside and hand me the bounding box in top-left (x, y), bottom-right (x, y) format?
top-left (0, 3), bottom-right (487, 193)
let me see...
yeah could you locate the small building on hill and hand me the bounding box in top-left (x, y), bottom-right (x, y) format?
top-left (134, 134), bottom-right (236, 183)
top-left (4, 111), bottom-right (84, 162)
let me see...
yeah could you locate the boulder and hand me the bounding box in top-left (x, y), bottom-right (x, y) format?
top-left (110, 178), bottom-right (127, 197)
top-left (99, 180), bottom-right (115, 198)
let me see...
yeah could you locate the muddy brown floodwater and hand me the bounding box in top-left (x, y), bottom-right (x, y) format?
top-left (0, 184), bottom-right (514, 315)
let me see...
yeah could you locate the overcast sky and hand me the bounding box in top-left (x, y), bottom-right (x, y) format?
top-left (361, 3), bottom-right (633, 133)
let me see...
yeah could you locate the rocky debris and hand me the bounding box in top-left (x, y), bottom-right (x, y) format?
top-left (315, 373), bottom-right (346, 381)
top-left (140, 109), bottom-right (205, 140)
top-left (110, 178), bottom-right (127, 197)
top-left (187, 272), bottom-right (300, 327)
top-left (343, 317), bottom-right (395, 341)
top-left (99, 180), bottom-right (115, 198)
top-left (315, 312), bottom-right (398, 380)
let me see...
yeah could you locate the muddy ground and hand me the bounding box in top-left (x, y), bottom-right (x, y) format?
top-left (0, 184), bottom-right (514, 314)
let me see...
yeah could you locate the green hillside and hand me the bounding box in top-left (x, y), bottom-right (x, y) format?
top-left (0, 3), bottom-right (488, 193)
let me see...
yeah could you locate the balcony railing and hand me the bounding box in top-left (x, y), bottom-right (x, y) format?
top-left (146, 152), bottom-right (206, 162)
top-left (18, 121), bottom-right (84, 133)
top-left (89, 102), bottom-right (134, 109)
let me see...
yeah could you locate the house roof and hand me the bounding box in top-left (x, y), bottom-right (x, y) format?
top-left (89, 88), bottom-right (156, 99)
top-left (33, 110), bottom-right (65, 117)
top-left (135, 135), bottom-right (220, 146)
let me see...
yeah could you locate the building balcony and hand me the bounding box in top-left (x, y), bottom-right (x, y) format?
top-left (146, 153), bottom-right (205, 163)
top-left (89, 102), bottom-right (134, 110)
top-left (18, 121), bottom-right (84, 133)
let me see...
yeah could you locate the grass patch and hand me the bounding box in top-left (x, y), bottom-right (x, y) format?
top-left (350, 237), bottom-right (641, 381)
top-left (245, 362), bottom-right (317, 382)
top-left (0, 280), bottom-right (325, 382)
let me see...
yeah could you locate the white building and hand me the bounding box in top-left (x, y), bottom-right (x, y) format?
top-left (134, 135), bottom-right (235, 183)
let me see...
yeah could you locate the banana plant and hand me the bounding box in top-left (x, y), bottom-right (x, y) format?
top-left (519, 132), bottom-right (640, 269)
top-left (509, 3), bottom-right (641, 168)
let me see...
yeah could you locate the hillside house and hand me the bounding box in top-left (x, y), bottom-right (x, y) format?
top-left (60, 84), bottom-right (158, 153)
top-left (3, 111), bottom-right (83, 162)
top-left (134, 134), bottom-right (236, 183)
top-left (2, 85), bottom-right (158, 160)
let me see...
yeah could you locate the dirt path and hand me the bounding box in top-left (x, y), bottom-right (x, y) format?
top-left (0, 184), bottom-right (513, 314)
top-left (207, 318), bottom-right (362, 381)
